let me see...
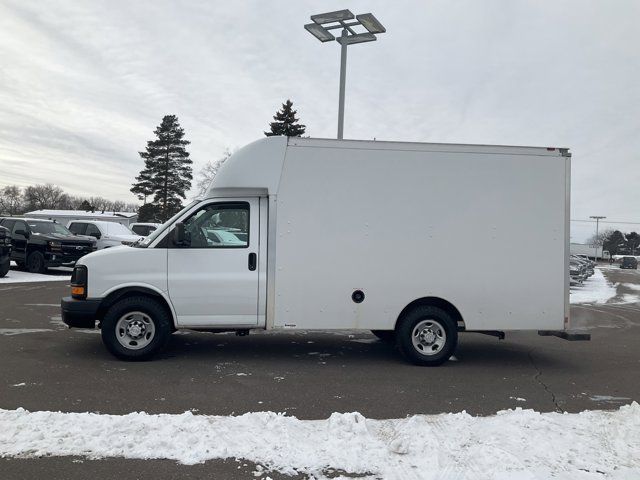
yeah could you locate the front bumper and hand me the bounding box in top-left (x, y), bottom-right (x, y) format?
top-left (61, 296), bottom-right (101, 329)
top-left (45, 251), bottom-right (88, 268)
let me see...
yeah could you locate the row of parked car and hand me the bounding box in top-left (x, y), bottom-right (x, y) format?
top-left (569, 254), bottom-right (595, 286)
top-left (0, 217), bottom-right (160, 276)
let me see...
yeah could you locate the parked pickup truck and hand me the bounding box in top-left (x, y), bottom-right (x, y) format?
top-left (0, 217), bottom-right (96, 273)
top-left (61, 137), bottom-right (589, 366)
top-left (0, 225), bottom-right (11, 277)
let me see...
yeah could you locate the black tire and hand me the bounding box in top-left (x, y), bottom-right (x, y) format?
top-left (0, 258), bottom-right (9, 277)
top-left (395, 306), bottom-right (458, 366)
top-left (101, 296), bottom-right (172, 361)
top-left (371, 330), bottom-right (395, 343)
top-left (26, 251), bottom-right (46, 274)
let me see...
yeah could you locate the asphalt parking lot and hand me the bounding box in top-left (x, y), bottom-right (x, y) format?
top-left (1, 266), bottom-right (639, 479)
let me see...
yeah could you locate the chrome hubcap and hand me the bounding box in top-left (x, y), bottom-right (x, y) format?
top-left (115, 311), bottom-right (155, 350)
top-left (411, 319), bottom-right (446, 356)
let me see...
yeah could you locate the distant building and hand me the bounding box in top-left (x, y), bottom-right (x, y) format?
top-left (24, 209), bottom-right (138, 227)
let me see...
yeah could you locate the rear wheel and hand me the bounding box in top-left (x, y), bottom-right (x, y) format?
top-left (26, 251), bottom-right (45, 274)
top-left (0, 258), bottom-right (9, 277)
top-left (101, 296), bottom-right (171, 361)
top-left (396, 306), bottom-right (458, 366)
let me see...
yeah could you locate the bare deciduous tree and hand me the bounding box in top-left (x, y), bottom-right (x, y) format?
top-left (23, 184), bottom-right (69, 211)
top-left (196, 149), bottom-right (232, 198)
top-left (586, 228), bottom-right (613, 248)
top-left (0, 185), bottom-right (24, 215)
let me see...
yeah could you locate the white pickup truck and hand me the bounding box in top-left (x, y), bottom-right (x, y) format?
top-left (61, 137), bottom-right (589, 365)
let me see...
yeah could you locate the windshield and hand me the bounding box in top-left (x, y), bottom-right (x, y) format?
top-left (138, 200), bottom-right (200, 247)
top-left (105, 222), bottom-right (134, 235)
top-left (28, 221), bottom-right (72, 235)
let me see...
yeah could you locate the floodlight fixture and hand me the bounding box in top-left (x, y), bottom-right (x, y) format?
top-left (356, 13), bottom-right (386, 34)
top-left (304, 23), bottom-right (335, 42)
top-left (305, 10), bottom-right (386, 139)
top-left (336, 33), bottom-right (377, 45)
top-left (311, 9), bottom-right (354, 25)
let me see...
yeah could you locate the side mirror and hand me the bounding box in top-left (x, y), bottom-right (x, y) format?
top-left (93, 232), bottom-right (101, 239)
top-left (173, 222), bottom-right (186, 246)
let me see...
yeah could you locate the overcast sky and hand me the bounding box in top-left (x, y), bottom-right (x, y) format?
top-left (0, 0), bottom-right (638, 241)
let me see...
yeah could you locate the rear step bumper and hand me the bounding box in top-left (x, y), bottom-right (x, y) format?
top-left (538, 330), bottom-right (591, 341)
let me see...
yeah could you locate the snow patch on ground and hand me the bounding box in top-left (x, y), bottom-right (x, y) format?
top-left (589, 395), bottom-right (632, 403)
top-left (570, 268), bottom-right (617, 304)
top-left (0, 267), bottom-right (71, 284)
top-left (1, 404), bottom-right (639, 479)
top-left (0, 328), bottom-right (53, 336)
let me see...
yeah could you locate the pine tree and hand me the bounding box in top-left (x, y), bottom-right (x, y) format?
top-left (131, 115), bottom-right (193, 221)
top-left (264, 99), bottom-right (306, 137)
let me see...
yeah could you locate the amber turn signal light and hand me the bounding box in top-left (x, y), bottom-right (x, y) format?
top-left (71, 286), bottom-right (85, 298)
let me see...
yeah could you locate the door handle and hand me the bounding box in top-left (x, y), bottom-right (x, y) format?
top-left (248, 252), bottom-right (257, 271)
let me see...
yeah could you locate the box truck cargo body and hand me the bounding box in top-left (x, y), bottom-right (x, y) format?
top-left (62, 137), bottom-right (586, 365)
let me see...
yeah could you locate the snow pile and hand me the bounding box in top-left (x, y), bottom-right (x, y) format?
top-left (2, 404), bottom-right (639, 479)
top-left (570, 268), bottom-right (617, 304)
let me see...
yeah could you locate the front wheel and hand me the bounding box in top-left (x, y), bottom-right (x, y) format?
top-left (101, 296), bottom-right (171, 361)
top-left (396, 306), bottom-right (458, 366)
top-left (27, 251), bottom-right (46, 274)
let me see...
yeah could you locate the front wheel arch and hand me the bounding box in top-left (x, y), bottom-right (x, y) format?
top-left (98, 287), bottom-right (176, 331)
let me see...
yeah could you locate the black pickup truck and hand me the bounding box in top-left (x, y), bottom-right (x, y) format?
top-left (0, 218), bottom-right (96, 273)
top-left (0, 225), bottom-right (10, 277)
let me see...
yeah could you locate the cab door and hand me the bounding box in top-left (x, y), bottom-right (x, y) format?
top-left (11, 220), bottom-right (29, 262)
top-left (167, 198), bottom-right (260, 327)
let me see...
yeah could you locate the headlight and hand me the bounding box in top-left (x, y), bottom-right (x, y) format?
top-left (47, 241), bottom-right (62, 251)
top-left (71, 265), bottom-right (88, 299)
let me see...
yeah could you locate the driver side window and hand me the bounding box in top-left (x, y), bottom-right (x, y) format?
top-left (12, 221), bottom-right (27, 236)
top-left (179, 202), bottom-right (249, 249)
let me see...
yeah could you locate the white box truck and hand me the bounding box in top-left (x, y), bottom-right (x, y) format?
top-left (61, 137), bottom-right (588, 366)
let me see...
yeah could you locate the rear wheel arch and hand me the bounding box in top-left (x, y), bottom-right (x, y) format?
top-left (396, 296), bottom-right (465, 331)
top-left (98, 287), bottom-right (176, 330)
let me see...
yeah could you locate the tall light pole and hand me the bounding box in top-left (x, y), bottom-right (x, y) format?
top-left (590, 215), bottom-right (606, 261)
top-left (305, 10), bottom-right (386, 140)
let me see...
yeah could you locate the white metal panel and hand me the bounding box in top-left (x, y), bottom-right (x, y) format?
top-left (272, 144), bottom-right (567, 331)
top-left (257, 197), bottom-right (269, 327)
top-left (79, 247), bottom-right (168, 299)
top-left (167, 198), bottom-right (260, 327)
top-left (207, 136), bottom-right (288, 197)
